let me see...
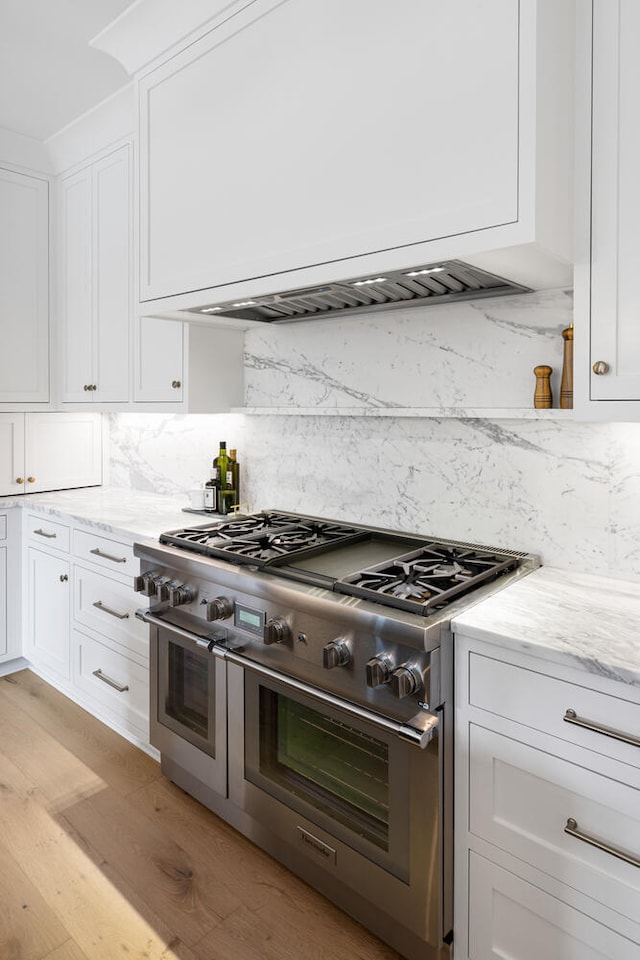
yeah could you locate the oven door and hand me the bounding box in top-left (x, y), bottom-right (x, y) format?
top-left (227, 657), bottom-right (444, 951)
top-left (147, 613), bottom-right (228, 802)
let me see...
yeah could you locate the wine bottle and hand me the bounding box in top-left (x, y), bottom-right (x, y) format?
top-left (221, 448), bottom-right (240, 514)
top-left (213, 441), bottom-right (229, 513)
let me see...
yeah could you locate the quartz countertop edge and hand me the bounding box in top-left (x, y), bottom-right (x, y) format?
top-left (2, 487), bottom-right (211, 542)
top-left (452, 566), bottom-right (640, 689)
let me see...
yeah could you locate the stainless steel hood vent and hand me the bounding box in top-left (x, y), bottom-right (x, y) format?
top-left (188, 260), bottom-right (531, 324)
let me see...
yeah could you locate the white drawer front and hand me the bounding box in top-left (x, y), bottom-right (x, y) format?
top-left (73, 629), bottom-right (148, 734)
top-left (469, 852), bottom-right (640, 960)
top-left (0, 514), bottom-right (6, 540)
top-left (73, 528), bottom-right (135, 577)
top-left (26, 514), bottom-right (70, 552)
top-left (469, 723), bottom-right (640, 924)
top-left (74, 565), bottom-right (148, 660)
top-left (468, 651), bottom-right (640, 771)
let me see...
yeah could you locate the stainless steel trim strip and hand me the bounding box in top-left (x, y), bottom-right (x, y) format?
top-left (90, 547), bottom-right (127, 564)
top-left (137, 609), bottom-right (227, 658)
top-left (93, 600), bottom-right (129, 620)
top-left (224, 649), bottom-right (439, 749)
top-left (564, 818), bottom-right (640, 869)
top-left (92, 668), bottom-right (129, 693)
top-left (563, 708), bottom-right (640, 748)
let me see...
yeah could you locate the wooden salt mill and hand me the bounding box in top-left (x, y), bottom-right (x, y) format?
top-left (533, 365), bottom-right (553, 408)
top-left (560, 323), bottom-right (574, 408)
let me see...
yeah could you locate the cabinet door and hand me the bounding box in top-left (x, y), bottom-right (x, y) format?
top-left (24, 413), bottom-right (102, 493)
top-left (0, 413), bottom-right (25, 495)
top-left (139, 0), bottom-right (519, 302)
top-left (0, 544), bottom-right (6, 657)
top-left (59, 167), bottom-right (94, 401)
top-left (59, 145), bottom-right (131, 404)
top-left (590, 0), bottom-right (640, 401)
top-left (27, 548), bottom-right (71, 680)
top-left (0, 167), bottom-right (49, 402)
top-left (93, 145), bottom-right (131, 402)
top-left (133, 316), bottom-right (184, 402)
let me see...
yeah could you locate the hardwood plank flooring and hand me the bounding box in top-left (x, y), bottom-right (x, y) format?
top-left (0, 670), bottom-right (403, 960)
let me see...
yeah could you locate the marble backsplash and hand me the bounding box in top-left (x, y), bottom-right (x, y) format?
top-left (106, 289), bottom-right (640, 581)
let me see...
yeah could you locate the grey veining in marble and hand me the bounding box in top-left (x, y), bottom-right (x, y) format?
top-left (9, 488), bottom-right (199, 541)
top-left (103, 287), bottom-right (640, 584)
top-left (452, 566), bottom-right (640, 688)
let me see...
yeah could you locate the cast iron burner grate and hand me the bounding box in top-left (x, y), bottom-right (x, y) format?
top-left (160, 512), bottom-right (360, 562)
top-left (335, 545), bottom-right (518, 614)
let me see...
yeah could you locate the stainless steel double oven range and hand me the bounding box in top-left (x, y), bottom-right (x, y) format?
top-left (134, 511), bottom-right (537, 960)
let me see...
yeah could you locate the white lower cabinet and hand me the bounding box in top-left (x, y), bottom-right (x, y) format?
top-left (26, 547), bottom-right (71, 681)
top-left (22, 512), bottom-right (150, 746)
top-left (0, 515), bottom-right (7, 658)
top-left (455, 634), bottom-right (640, 959)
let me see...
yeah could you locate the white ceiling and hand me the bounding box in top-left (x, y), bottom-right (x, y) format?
top-left (0, 0), bottom-right (133, 141)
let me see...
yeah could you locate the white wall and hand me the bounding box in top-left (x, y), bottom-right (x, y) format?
top-left (107, 288), bottom-right (640, 581)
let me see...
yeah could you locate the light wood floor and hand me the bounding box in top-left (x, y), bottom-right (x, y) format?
top-left (0, 669), bottom-right (403, 960)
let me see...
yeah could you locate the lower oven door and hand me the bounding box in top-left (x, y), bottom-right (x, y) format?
top-left (227, 660), bottom-right (445, 954)
top-left (148, 616), bottom-right (227, 802)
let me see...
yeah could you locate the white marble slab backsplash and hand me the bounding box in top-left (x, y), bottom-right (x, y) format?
top-left (106, 288), bottom-right (640, 581)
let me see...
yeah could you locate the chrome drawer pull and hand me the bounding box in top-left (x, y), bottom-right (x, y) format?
top-left (564, 818), bottom-right (640, 869)
top-left (90, 547), bottom-right (127, 564)
top-left (563, 708), bottom-right (640, 748)
top-left (92, 600), bottom-right (129, 620)
top-left (92, 669), bottom-right (129, 693)
top-left (34, 528), bottom-right (56, 539)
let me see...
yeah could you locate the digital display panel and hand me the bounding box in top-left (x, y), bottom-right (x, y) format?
top-left (235, 604), bottom-right (265, 636)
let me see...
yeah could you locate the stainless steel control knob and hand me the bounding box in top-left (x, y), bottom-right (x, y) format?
top-left (155, 578), bottom-right (172, 602)
top-left (365, 655), bottom-right (394, 688)
top-left (202, 596), bottom-right (234, 622)
top-left (264, 617), bottom-right (291, 645)
top-left (168, 584), bottom-right (196, 607)
top-left (323, 638), bottom-right (352, 669)
top-left (390, 664), bottom-right (424, 699)
top-left (134, 572), bottom-right (159, 597)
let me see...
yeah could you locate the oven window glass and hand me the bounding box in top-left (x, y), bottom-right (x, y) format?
top-left (259, 688), bottom-right (390, 850)
top-left (165, 641), bottom-right (209, 739)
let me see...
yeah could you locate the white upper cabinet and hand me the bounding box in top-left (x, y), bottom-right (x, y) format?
top-left (0, 166), bottom-right (50, 403)
top-left (583, 0), bottom-right (640, 413)
top-left (136, 0), bottom-right (574, 309)
top-left (0, 412), bottom-right (102, 496)
top-left (59, 143), bottom-right (132, 403)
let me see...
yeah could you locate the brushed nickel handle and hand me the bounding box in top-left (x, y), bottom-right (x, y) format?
top-left (59, 574), bottom-right (68, 582)
top-left (564, 818), bottom-right (640, 869)
top-left (27, 477), bottom-right (36, 483)
top-left (90, 547), bottom-right (127, 564)
top-left (92, 600), bottom-right (129, 620)
top-left (34, 528), bottom-right (56, 539)
top-left (92, 668), bottom-right (129, 693)
top-left (171, 379), bottom-right (182, 389)
top-left (16, 477), bottom-right (24, 484)
top-left (592, 361), bottom-right (610, 375)
top-left (564, 708), bottom-right (640, 748)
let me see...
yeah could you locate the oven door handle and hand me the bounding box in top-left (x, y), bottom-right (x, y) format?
top-left (225, 650), bottom-right (439, 749)
top-left (136, 609), bottom-right (228, 656)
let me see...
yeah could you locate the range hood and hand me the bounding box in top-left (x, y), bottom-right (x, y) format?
top-left (181, 260), bottom-right (532, 325)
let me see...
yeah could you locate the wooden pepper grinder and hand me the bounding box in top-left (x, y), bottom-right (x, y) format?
top-left (560, 324), bottom-right (574, 409)
top-left (533, 365), bottom-right (553, 408)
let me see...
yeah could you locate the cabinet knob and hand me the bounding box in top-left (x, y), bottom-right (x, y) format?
top-left (16, 477), bottom-right (24, 484)
top-left (171, 380), bottom-right (182, 389)
top-left (84, 384), bottom-right (91, 391)
top-left (27, 476), bottom-right (36, 483)
top-left (59, 574), bottom-right (69, 583)
top-left (592, 360), bottom-right (610, 376)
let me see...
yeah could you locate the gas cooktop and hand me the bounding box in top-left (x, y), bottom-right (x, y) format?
top-left (159, 511), bottom-right (529, 616)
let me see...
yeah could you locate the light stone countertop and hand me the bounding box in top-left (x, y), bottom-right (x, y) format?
top-left (4, 488), bottom-right (639, 689)
top-left (1, 486), bottom-right (215, 543)
top-left (452, 566), bottom-right (640, 689)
